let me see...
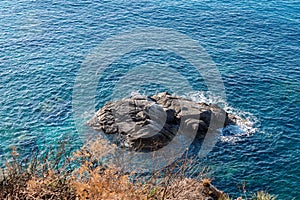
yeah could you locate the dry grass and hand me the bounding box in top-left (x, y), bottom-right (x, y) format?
top-left (251, 191), bottom-right (277, 200)
top-left (0, 139), bottom-right (276, 200)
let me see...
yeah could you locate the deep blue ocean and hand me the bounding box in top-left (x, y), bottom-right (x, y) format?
top-left (0, 0), bottom-right (299, 199)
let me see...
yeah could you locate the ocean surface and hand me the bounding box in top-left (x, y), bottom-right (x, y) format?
top-left (0, 0), bottom-right (299, 199)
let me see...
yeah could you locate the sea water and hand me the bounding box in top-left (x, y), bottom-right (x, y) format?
top-left (0, 1), bottom-right (299, 199)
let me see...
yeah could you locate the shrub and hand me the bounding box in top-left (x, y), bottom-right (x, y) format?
top-left (0, 138), bottom-right (277, 200)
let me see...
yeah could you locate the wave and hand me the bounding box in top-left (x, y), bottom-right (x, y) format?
top-left (185, 91), bottom-right (259, 143)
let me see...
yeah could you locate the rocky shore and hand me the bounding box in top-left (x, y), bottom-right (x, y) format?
top-left (87, 92), bottom-right (236, 151)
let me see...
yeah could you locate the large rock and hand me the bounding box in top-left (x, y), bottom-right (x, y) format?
top-left (87, 92), bottom-right (236, 151)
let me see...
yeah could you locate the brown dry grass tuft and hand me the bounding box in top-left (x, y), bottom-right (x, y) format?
top-left (0, 138), bottom-right (277, 200)
top-left (251, 191), bottom-right (277, 200)
top-left (202, 178), bottom-right (212, 187)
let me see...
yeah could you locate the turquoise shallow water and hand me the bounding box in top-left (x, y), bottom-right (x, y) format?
top-left (0, 1), bottom-right (299, 199)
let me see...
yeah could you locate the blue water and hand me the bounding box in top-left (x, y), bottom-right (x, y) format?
top-left (0, 0), bottom-right (299, 199)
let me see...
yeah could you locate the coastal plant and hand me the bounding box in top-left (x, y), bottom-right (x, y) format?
top-left (251, 191), bottom-right (277, 200)
top-left (236, 181), bottom-right (277, 200)
top-left (0, 138), bottom-right (278, 200)
top-left (0, 145), bottom-right (76, 199)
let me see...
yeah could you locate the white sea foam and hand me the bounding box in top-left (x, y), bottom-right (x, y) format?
top-left (184, 91), bottom-right (258, 143)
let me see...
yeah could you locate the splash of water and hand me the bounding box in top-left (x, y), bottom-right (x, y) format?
top-left (185, 91), bottom-right (259, 143)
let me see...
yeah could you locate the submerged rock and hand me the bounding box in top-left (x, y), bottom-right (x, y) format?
top-left (87, 92), bottom-right (236, 151)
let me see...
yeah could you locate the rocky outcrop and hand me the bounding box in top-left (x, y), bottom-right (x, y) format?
top-left (87, 92), bottom-right (236, 151)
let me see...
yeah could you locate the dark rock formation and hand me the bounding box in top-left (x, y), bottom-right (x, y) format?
top-left (87, 92), bottom-right (236, 151)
